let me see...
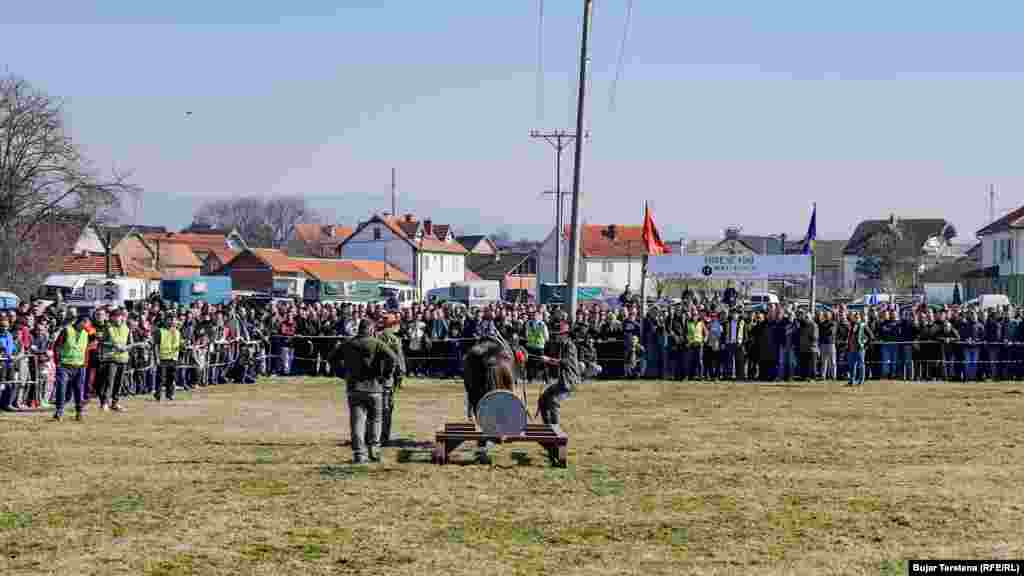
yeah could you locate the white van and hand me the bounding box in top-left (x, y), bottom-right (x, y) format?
top-left (748, 291), bottom-right (780, 306)
top-left (36, 274), bottom-right (106, 306)
top-left (76, 278), bottom-right (150, 309)
top-left (965, 294), bottom-right (1011, 310)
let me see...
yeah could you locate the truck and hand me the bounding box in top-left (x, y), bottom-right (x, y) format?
top-left (304, 280), bottom-right (372, 304)
top-left (538, 283), bottom-right (606, 306)
top-left (923, 283), bottom-right (963, 306)
top-left (448, 280), bottom-right (501, 307)
top-left (160, 276), bottom-right (233, 306)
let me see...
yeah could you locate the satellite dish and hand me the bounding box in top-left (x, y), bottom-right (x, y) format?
top-left (475, 390), bottom-right (527, 436)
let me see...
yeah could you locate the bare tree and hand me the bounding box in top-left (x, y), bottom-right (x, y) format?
top-left (194, 195), bottom-right (319, 249)
top-left (266, 196), bottom-right (318, 248)
top-left (0, 74), bottom-right (140, 295)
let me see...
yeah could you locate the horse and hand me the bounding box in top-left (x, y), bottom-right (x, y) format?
top-left (462, 337), bottom-right (523, 421)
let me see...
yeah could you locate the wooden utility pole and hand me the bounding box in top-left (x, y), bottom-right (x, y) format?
top-left (565, 0), bottom-right (593, 323)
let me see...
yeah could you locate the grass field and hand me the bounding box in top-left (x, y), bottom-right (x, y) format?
top-left (1, 376), bottom-right (1023, 575)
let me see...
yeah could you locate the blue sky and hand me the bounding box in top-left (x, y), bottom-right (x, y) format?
top-left (5, 1), bottom-right (1024, 244)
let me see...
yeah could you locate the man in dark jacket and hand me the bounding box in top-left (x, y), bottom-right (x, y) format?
top-left (798, 310), bottom-right (819, 381)
top-left (960, 311), bottom-right (984, 382)
top-left (984, 310), bottom-right (1004, 381)
top-left (774, 311), bottom-right (794, 382)
top-left (899, 310), bottom-right (918, 381)
top-left (818, 312), bottom-right (837, 381)
top-left (341, 319), bottom-right (398, 464)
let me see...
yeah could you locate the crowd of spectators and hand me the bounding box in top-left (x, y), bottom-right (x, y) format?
top-left (0, 290), bottom-right (1017, 414)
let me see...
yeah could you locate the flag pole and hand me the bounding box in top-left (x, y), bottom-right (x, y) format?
top-left (809, 202), bottom-right (817, 315)
top-left (640, 200), bottom-right (648, 339)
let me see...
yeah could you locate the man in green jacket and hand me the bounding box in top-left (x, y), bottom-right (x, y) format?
top-left (99, 308), bottom-right (133, 412)
top-left (376, 314), bottom-right (406, 447)
top-left (341, 319), bottom-right (398, 464)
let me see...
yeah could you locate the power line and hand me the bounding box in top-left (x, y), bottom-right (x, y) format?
top-left (536, 0), bottom-right (545, 122)
top-left (609, 0), bottom-right (635, 113)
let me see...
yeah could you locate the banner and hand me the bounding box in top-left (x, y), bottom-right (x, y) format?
top-left (647, 254), bottom-right (812, 280)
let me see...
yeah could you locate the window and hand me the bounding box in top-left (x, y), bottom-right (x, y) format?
top-left (423, 252), bottom-right (430, 271)
top-left (373, 227), bottom-right (382, 241)
top-left (601, 261), bottom-right (614, 273)
top-left (440, 255), bottom-right (446, 273)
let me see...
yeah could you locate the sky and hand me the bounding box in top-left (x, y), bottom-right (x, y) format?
top-left (5, 1), bottom-right (1024, 244)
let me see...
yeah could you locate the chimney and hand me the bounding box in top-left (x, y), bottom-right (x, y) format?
top-left (424, 219), bottom-right (433, 236)
top-left (404, 213), bottom-right (415, 223)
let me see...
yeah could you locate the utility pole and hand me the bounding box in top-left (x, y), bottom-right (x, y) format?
top-left (530, 130), bottom-right (578, 283)
top-left (566, 0), bottom-right (593, 323)
top-left (989, 183), bottom-right (995, 225)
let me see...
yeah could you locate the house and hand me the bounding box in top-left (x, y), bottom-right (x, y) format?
top-left (973, 205), bottom-right (1024, 302)
top-left (203, 247), bottom-right (240, 275)
top-left (288, 224), bottom-right (354, 258)
top-left (336, 213), bottom-right (468, 296)
top-left (466, 251), bottom-right (538, 298)
top-left (105, 229), bottom-right (203, 279)
top-left (536, 224), bottom-right (656, 294)
top-left (456, 235), bottom-right (499, 255)
top-left (51, 254), bottom-right (126, 276)
top-left (141, 229), bottom-right (246, 268)
top-left (216, 248), bottom-right (307, 297)
top-left (841, 216), bottom-right (956, 293)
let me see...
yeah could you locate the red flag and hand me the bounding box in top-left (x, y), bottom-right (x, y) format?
top-left (642, 201), bottom-right (668, 255)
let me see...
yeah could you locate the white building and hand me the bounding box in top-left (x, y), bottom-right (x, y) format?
top-left (975, 205), bottom-right (1024, 301)
top-left (536, 224), bottom-right (650, 295)
top-left (337, 214), bottom-right (467, 296)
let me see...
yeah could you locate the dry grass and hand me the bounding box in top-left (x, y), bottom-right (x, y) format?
top-left (1, 377), bottom-right (1024, 575)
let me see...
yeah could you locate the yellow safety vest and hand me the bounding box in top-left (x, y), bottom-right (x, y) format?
top-left (526, 321), bottom-right (547, 349)
top-left (159, 328), bottom-right (181, 362)
top-left (60, 326), bottom-right (89, 368)
top-left (107, 324), bottom-right (131, 363)
top-left (686, 320), bottom-right (705, 346)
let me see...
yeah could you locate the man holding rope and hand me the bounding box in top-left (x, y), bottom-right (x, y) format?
top-left (537, 320), bottom-right (580, 463)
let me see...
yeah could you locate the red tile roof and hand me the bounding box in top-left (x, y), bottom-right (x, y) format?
top-left (51, 254), bottom-right (125, 275)
top-left (249, 248), bottom-right (304, 273)
top-left (142, 232), bottom-right (231, 252)
top-left (157, 242), bottom-right (203, 268)
top-left (293, 258), bottom-right (408, 283)
top-left (206, 247), bottom-right (240, 266)
top-left (374, 216), bottom-right (467, 254)
top-left (349, 260), bottom-right (410, 283)
top-left (294, 223), bottom-right (353, 244)
top-left (561, 225), bottom-right (658, 258)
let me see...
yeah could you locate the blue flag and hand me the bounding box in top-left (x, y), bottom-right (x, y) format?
top-left (801, 204), bottom-right (817, 255)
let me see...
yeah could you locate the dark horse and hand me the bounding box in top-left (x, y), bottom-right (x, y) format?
top-left (462, 338), bottom-right (521, 420)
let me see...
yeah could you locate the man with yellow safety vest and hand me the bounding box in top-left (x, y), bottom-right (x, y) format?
top-left (683, 309), bottom-right (706, 381)
top-left (152, 316), bottom-right (182, 402)
top-left (99, 308), bottom-right (133, 412)
top-left (52, 315), bottom-right (90, 422)
top-left (525, 311), bottom-right (549, 383)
